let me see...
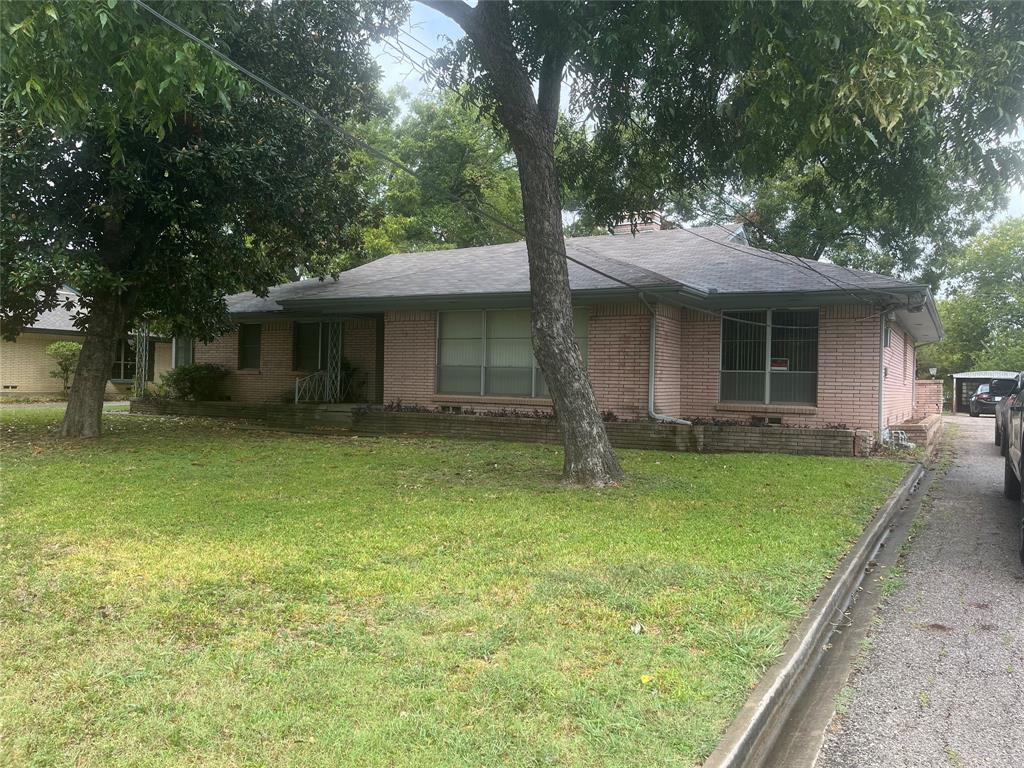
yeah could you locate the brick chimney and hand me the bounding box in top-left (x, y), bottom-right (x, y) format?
top-left (612, 211), bottom-right (665, 234)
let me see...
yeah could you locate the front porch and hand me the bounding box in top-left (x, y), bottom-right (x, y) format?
top-left (195, 315), bottom-right (384, 406)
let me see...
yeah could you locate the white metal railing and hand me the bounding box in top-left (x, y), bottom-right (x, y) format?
top-left (294, 369), bottom-right (356, 404)
top-left (295, 370), bottom-right (331, 404)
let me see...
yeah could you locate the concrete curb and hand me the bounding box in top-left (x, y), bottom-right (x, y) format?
top-left (701, 461), bottom-right (925, 768)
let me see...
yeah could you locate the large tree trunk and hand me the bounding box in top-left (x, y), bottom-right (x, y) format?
top-left (514, 133), bottom-right (624, 485)
top-left (423, 0), bottom-right (624, 486)
top-left (61, 292), bottom-right (129, 438)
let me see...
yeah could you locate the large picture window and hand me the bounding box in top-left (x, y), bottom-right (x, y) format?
top-left (110, 339), bottom-right (136, 382)
top-left (720, 309), bottom-right (818, 405)
top-left (437, 308), bottom-right (588, 398)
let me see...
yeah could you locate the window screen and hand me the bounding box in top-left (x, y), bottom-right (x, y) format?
top-left (769, 309), bottom-right (818, 404)
top-left (238, 324), bottom-right (261, 369)
top-left (720, 311), bottom-right (767, 402)
top-left (720, 309), bottom-right (818, 405)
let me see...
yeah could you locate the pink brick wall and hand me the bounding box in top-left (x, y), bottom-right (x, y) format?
top-left (199, 303), bottom-right (902, 432)
top-left (588, 303), bottom-right (649, 420)
top-left (677, 308), bottom-right (721, 416)
top-left (883, 322), bottom-right (916, 426)
top-left (383, 310), bottom-right (437, 405)
top-left (914, 379), bottom-right (943, 418)
top-left (196, 319), bottom-right (380, 404)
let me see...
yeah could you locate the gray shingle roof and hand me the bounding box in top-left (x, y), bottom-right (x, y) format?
top-left (225, 225), bottom-right (920, 315)
top-left (25, 290), bottom-right (84, 334)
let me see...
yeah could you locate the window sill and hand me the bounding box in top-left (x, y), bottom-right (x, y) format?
top-left (109, 379), bottom-right (133, 385)
top-left (433, 394), bottom-right (554, 407)
top-left (715, 402), bottom-right (818, 416)
top-left (236, 369), bottom-right (261, 375)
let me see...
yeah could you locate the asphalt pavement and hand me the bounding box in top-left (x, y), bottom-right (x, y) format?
top-left (816, 414), bottom-right (1024, 768)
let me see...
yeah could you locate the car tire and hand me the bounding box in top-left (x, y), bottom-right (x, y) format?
top-left (995, 422), bottom-right (1001, 445)
top-left (1002, 432), bottom-right (1009, 457)
top-left (970, 409), bottom-right (979, 417)
top-left (1006, 453), bottom-right (1022, 501)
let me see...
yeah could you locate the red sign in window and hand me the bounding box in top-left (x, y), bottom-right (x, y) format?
top-left (770, 358), bottom-right (789, 371)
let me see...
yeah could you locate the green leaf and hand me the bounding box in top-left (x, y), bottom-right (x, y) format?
top-left (44, 5), bottom-right (58, 21)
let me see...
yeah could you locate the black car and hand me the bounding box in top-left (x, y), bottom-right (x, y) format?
top-left (1003, 376), bottom-right (1024, 566)
top-left (970, 378), bottom-right (1016, 417)
top-left (996, 373), bottom-right (1024, 452)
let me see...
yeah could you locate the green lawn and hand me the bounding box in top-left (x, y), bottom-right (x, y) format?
top-left (0, 408), bottom-right (906, 767)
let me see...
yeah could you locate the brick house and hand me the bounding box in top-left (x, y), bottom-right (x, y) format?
top-left (194, 225), bottom-right (942, 434)
top-left (0, 289), bottom-right (173, 398)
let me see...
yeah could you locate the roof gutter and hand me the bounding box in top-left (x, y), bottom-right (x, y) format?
top-left (639, 294), bottom-right (692, 427)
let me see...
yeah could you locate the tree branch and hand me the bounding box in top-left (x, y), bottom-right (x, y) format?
top-left (418, 0), bottom-right (475, 32)
top-left (538, 50), bottom-right (568, 133)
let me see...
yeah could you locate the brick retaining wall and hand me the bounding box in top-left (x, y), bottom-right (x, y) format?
top-left (131, 400), bottom-right (861, 457)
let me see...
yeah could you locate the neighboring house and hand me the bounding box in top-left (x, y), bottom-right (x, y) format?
top-left (196, 224), bottom-right (943, 434)
top-left (0, 290), bottom-right (173, 398)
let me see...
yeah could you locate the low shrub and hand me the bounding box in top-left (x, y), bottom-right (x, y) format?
top-left (160, 363), bottom-right (228, 401)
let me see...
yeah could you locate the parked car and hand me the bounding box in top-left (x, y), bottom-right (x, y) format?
top-left (1003, 378), bottom-right (1024, 566)
top-left (970, 378), bottom-right (1016, 417)
top-left (995, 372), bottom-right (1024, 452)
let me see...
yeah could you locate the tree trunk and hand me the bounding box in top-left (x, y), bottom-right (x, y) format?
top-left (423, 0), bottom-right (624, 485)
top-left (515, 135), bottom-right (625, 485)
top-left (61, 293), bottom-right (128, 438)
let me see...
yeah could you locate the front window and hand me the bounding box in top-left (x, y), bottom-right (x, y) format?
top-left (437, 308), bottom-right (588, 398)
top-left (238, 324), bottom-right (261, 369)
top-left (720, 309), bottom-right (818, 405)
top-left (293, 322), bottom-right (323, 371)
top-left (110, 339), bottom-right (137, 382)
top-left (173, 337), bottom-right (194, 368)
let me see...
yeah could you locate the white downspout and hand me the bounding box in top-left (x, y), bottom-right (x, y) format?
top-left (878, 313), bottom-right (886, 436)
top-left (641, 295), bottom-right (692, 426)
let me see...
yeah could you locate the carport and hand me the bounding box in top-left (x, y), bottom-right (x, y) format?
top-left (950, 370), bottom-right (1018, 413)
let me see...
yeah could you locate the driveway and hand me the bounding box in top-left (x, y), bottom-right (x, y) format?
top-left (817, 414), bottom-right (1024, 768)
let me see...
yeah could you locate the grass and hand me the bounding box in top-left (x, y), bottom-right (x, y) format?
top-left (0, 408), bottom-right (907, 767)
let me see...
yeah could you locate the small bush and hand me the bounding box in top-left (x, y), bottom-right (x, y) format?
top-left (160, 363), bottom-right (228, 401)
top-left (46, 341), bottom-right (82, 393)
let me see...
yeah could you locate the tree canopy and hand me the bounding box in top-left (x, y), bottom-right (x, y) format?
top-left (918, 217), bottom-right (1024, 376)
top-left (1, 0), bottom-right (397, 435)
top-left (557, 1), bottom-right (1023, 284)
top-left (358, 90), bottom-right (523, 258)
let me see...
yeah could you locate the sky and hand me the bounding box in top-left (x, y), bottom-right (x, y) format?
top-left (373, 5), bottom-right (1024, 225)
